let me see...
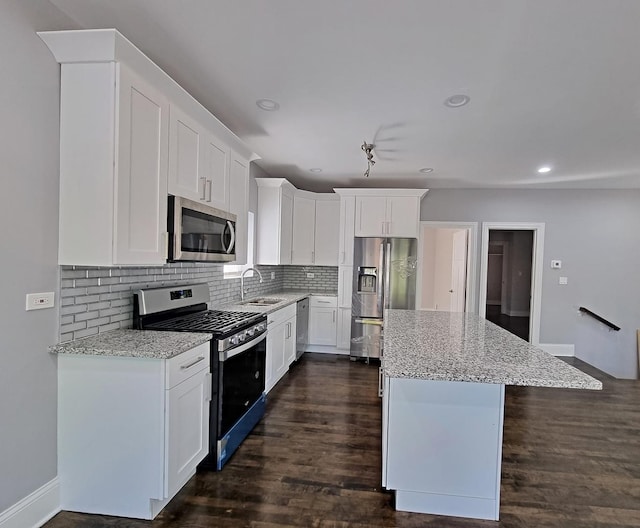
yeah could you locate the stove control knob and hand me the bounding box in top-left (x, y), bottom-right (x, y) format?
top-left (246, 328), bottom-right (255, 337)
top-left (229, 336), bottom-right (238, 346)
top-left (257, 323), bottom-right (265, 332)
top-left (237, 333), bottom-right (246, 343)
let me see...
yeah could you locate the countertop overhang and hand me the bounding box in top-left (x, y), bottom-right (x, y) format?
top-left (383, 310), bottom-right (602, 390)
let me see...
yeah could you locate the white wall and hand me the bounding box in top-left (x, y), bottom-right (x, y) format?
top-left (0, 0), bottom-right (76, 513)
top-left (421, 189), bottom-right (640, 379)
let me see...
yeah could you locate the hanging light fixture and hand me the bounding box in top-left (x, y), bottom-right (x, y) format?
top-left (361, 141), bottom-right (375, 177)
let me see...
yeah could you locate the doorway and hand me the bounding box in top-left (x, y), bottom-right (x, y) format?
top-left (479, 223), bottom-right (545, 344)
top-left (417, 222), bottom-right (478, 312)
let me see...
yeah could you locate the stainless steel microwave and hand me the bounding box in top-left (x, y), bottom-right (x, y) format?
top-left (168, 196), bottom-right (236, 262)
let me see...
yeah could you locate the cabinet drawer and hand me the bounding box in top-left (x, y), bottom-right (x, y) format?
top-left (310, 295), bottom-right (337, 308)
top-left (267, 303), bottom-right (297, 327)
top-left (166, 342), bottom-right (210, 389)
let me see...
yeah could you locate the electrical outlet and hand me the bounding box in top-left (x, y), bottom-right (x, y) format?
top-left (271, 272), bottom-right (275, 280)
top-left (26, 292), bottom-right (55, 311)
top-left (306, 272), bottom-right (315, 279)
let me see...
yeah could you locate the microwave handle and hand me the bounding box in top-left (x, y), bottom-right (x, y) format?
top-left (221, 221), bottom-right (235, 254)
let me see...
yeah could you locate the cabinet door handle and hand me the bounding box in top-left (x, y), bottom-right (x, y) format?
top-left (181, 356), bottom-right (205, 370)
top-left (200, 177), bottom-right (207, 200)
top-left (333, 310), bottom-right (336, 323)
top-left (205, 179), bottom-right (212, 202)
top-left (378, 366), bottom-right (383, 398)
top-left (312, 251), bottom-right (315, 263)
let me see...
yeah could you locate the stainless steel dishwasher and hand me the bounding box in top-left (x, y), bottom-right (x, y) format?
top-left (296, 298), bottom-right (309, 360)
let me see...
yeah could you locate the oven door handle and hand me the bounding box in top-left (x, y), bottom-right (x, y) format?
top-left (219, 332), bottom-right (267, 362)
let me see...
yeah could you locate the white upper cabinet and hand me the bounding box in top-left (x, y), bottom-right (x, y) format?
top-left (338, 196), bottom-right (356, 265)
top-left (228, 152), bottom-right (250, 265)
top-left (292, 194), bottom-right (316, 264)
top-left (256, 178), bottom-right (295, 265)
top-left (51, 58), bottom-right (169, 266)
top-left (313, 198), bottom-right (340, 265)
top-left (168, 105), bottom-right (230, 212)
top-left (257, 180), bottom-right (339, 266)
top-left (291, 192), bottom-right (340, 266)
top-left (39, 29), bottom-right (256, 266)
top-left (355, 195), bottom-right (423, 238)
top-left (168, 105), bottom-right (203, 202)
top-left (202, 134), bottom-right (230, 212)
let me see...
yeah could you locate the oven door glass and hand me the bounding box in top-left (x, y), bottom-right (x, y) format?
top-left (219, 338), bottom-right (266, 436)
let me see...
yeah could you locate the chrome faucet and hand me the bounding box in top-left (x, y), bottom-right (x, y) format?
top-left (240, 267), bottom-right (264, 301)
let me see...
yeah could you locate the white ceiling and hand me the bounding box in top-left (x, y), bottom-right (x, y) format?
top-left (49, 0), bottom-right (640, 192)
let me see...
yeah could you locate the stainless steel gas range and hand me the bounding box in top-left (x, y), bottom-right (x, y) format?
top-left (133, 283), bottom-right (267, 470)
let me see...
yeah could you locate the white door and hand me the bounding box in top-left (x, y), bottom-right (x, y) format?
top-left (450, 230), bottom-right (468, 312)
top-left (417, 222), bottom-right (477, 313)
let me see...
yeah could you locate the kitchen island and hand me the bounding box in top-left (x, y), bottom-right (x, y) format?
top-left (381, 309), bottom-right (601, 521)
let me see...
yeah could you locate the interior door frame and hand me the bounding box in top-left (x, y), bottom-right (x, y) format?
top-left (479, 222), bottom-right (545, 345)
top-left (417, 221), bottom-right (478, 313)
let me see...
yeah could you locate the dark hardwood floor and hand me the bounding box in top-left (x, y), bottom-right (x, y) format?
top-left (485, 305), bottom-right (530, 341)
top-left (45, 354), bottom-right (640, 527)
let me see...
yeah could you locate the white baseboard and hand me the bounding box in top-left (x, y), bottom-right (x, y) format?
top-left (0, 478), bottom-right (60, 528)
top-left (505, 309), bottom-right (530, 317)
top-left (538, 343), bottom-right (575, 357)
top-left (304, 345), bottom-right (349, 355)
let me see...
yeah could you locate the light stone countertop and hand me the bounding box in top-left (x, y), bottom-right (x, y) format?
top-left (50, 290), bottom-right (336, 359)
top-left (50, 329), bottom-right (213, 359)
top-left (218, 290), bottom-right (337, 315)
top-left (383, 310), bottom-right (602, 390)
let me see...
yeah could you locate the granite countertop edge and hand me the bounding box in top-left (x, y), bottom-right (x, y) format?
top-left (50, 329), bottom-right (213, 360)
top-left (382, 310), bottom-right (603, 391)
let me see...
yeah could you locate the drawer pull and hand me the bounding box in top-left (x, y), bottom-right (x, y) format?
top-left (180, 356), bottom-right (205, 370)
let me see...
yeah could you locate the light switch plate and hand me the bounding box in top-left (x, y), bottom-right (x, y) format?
top-left (26, 292), bottom-right (55, 311)
top-left (306, 273), bottom-right (315, 279)
top-left (271, 272), bottom-right (275, 280)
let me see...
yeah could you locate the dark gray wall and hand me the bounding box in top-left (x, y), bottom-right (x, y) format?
top-left (421, 189), bottom-right (640, 379)
top-left (0, 0), bottom-right (77, 511)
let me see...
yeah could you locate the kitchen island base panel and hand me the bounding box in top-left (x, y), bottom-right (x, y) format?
top-left (395, 490), bottom-right (499, 521)
top-left (385, 378), bottom-right (504, 521)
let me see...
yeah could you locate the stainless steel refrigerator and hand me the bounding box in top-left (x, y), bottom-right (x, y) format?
top-left (350, 237), bottom-right (418, 360)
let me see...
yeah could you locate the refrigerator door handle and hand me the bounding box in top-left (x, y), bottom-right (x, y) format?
top-left (384, 241), bottom-right (391, 310)
top-left (377, 242), bottom-right (385, 313)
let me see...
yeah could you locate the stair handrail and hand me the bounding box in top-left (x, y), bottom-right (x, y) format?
top-left (578, 307), bottom-right (620, 331)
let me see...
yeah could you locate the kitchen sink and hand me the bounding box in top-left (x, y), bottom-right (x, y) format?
top-left (242, 297), bottom-right (284, 306)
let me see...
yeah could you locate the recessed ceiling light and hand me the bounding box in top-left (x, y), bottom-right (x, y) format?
top-left (444, 94), bottom-right (470, 108)
top-left (309, 168), bottom-right (322, 173)
top-left (419, 167), bottom-right (434, 174)
top-left (537, 166), bottom-right (552, 173)
top-left (256, 98), bottom-right (280, 111)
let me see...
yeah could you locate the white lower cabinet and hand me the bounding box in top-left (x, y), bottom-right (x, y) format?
top-left (57, 343), bottom-right (211, 520)
top-left (336, 307), bottom-right (352, 350)
top-left (308, 296), bottom-right (338, 346)
top-left (266, 304), bottom-right (297, 393)
top-left (383, 376), bottom-right (505, 520)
